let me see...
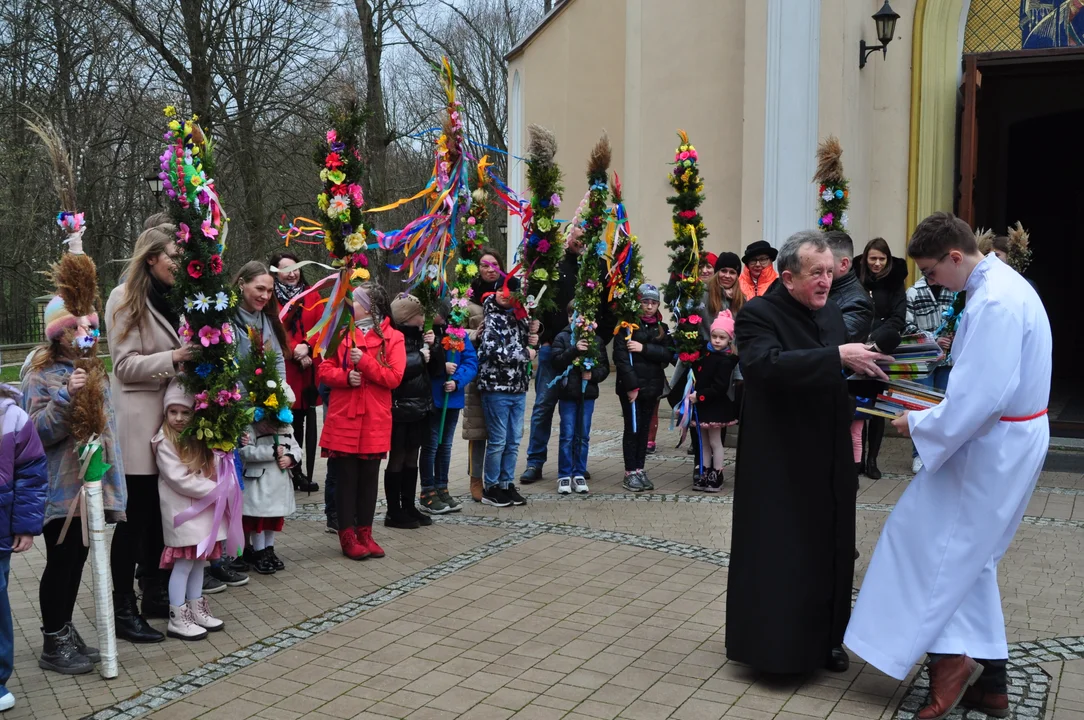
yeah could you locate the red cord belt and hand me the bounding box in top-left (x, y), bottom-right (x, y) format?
top-left (1000, 409), bottom-right (1048, 422)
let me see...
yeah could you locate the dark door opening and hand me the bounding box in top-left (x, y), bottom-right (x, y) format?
top-left (960, 49), bottom-right (1084, 436)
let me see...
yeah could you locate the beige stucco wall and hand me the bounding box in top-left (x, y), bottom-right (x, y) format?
top-left (817, 0), bottom-right (917, 260)
top-left (505, 0), bottom-right (626, 264)
top-left (622, 0), bottom-right (748, 287)
top-left (508, 0), bottom-right (921, 277)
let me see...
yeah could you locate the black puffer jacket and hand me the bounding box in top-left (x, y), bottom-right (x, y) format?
top-left (612, 318), bottom-right (675, 399)
top-left (392, 325), bottom-right (444, 422)
top-left (828, 267), bottom-right (874, 344)
top-left (859, 258), bottom-right (908, 336)
top-left (550, 326), bottom-right (611, 401)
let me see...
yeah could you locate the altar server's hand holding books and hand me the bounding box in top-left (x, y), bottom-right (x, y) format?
top-left (891, 412), bottom-right (911, 437)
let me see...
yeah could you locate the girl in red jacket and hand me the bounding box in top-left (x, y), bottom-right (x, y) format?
top-left (317, 284), bottom-right (405, 560)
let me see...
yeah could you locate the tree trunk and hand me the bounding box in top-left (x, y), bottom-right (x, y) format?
top-left (353, 0), bottom-right (389, 208)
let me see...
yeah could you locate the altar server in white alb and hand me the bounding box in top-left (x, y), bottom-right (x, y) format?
top-left (845, 212), bottom-right (1051, 720)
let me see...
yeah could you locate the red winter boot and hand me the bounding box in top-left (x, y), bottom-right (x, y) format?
top-left (338, 528), bottom-right (369, 560)
top-left (356, 527), bottom-right (385, 558)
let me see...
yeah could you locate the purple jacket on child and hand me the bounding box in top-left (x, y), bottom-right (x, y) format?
top-left (0, 385), bottom-right (47, 554)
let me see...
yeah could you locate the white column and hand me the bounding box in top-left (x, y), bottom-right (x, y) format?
top-left (762, 0), bottom-right (821, 249)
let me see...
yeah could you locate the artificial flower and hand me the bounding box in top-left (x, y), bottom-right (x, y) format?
top-left (277, 408), bottom-right (294, 424)
top-left (549, 193), bottom-right (561, 208)
top-left (179, 322), bottom-right (193, 343)
top-left (216, 389), bottom-right (233, 406)
top-left (532, 269), bottom-right (549, 281)
top-left (330, 183), bottom-right (348, 197)
top-left (325, 152), bottom-right (343, 169)
top-left (208, 254), bottom-right (223, 274)
top-left (326, 129), bottom-right (337, 144)
top-left (317, 193), bottom-right (329, 211)
top-left (319, 168), bottom-right (329, 182)
top-left (467, 216), bottom-right (476, 226)
top-left (688, 314), bottom-right (701, 324)
top-left (184, 298), bottom-right (195, 313)
top-left (595, 241), bottom-right (607, 256)
top-left (537, 239), bottom-right (550, 254)
top-left (253, 407), bottom-right (265, 422)
top-left (198, 326), bottom-right (221, 347)
top-left (821, 188), bottom-right (834, 202)
top-left (194, 363), bottom-right (214, 378)
top-left (187, 260), bottom-right (204, 279)
top-left (164, 105), bottom-right (177, 118)
top-left (426, 264), bottom-right (439, 279)
top-left (464, 263), bottom-right (478, 277)
top-left (221, 322), bottom-right (234, 344)
top-left (840, 213), bottom-right (849, 228)
top-left (821, 213), bottom-right (834, 227)
top-left (201, 219), bottom-right (218, 239)
top-left (177, 223), bottom-right (190, 244)
top-left (348, 184), bottom-right (364, 207)
top-left (193, 391), bottom-right (209, 410)
top-left (266, 380), bottom-right (277, 389)
top-left (255, 368), bottom-right (263, 376)
top-left (327, 195), bottom-right (350, 217)
top-left (344, 232), bottom-right (366, 253)
top-left (834, 189), bottom-right (844, 199)
top-left (214, 291), bottom-right (230, 311)
top-left (194, 293), bottom-right (210, 312)
top-left (351, 267), bottom-right (371, 282)
top-left (327, 170), bottom-right (345, 185)
top-left (263, 394), bottom-right (279, 409)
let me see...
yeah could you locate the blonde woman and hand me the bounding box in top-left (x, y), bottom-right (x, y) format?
top-left (105, 224), bottom-right (191, 643)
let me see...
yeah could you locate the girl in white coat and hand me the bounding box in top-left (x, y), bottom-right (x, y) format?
top-left (238, 418), bottom-right (299, 575)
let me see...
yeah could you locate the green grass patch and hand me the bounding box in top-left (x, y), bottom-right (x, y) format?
top-left (0, 356), bottom-right (113, 384)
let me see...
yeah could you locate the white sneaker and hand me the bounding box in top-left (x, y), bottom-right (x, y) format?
top-left (167, 604), bottom-right (208, 641)
top-left (911, 456), bottom-right (924, 473)
top-left (0, 691), bottom-right (15, 711)
top-left (187, 597), bottom-right (224, 632)
top-left (572, 476), bottom-right (589, 494)
top-left (557, 477), bottom-right (572, 494)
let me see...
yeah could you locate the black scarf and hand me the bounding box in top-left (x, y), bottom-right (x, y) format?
top-left (470, 277), bottom-right (501, 304)
top-left (148, 276), bottom-right (180, 330)
top-left (275, 279), bottom-right (308, 333)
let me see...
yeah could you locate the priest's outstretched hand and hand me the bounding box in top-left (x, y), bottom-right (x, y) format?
top-left (839, 343), bottom-right (892, 381)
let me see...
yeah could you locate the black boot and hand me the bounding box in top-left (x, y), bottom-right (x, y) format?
top-left (39, 625), bottom-right (94, 675)
top-left (401, 466), bottom-right (432, 527)
top-left (140, 574), bottom-right (169, 620)
top-left (383, 470), bottom-right (419, 529)
top-left (114, 591), bottom-right (164, 643)
top-left (291, 464), bottom-right (318, 493)
top-left (65, 622), bottom-right (100, 663)
top-left (865, 416), bottom-right (884, 480)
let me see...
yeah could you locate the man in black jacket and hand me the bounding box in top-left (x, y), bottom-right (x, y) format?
top-left (826, 231), bottom-right (874, 343)
top-left (521, 228), bottom-right (586, 483)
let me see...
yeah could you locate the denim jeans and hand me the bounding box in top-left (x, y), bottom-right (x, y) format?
top-left (480, 392), bottom-right (526, 489)
top-left (525, 345), bottom-right (557, 469)
top-left (557, 398), bottom-right (594, 478)
top-left (421, 407), bottom-right (461, 489)
top-left (319, 383), bottom-right (337, 518)
top-left (912, 366), bottom-right (952, 457)
top-left (0, 553), bottom-right (12, 693)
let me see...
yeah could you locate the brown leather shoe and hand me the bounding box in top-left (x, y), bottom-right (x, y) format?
top-left (961, 685), bottom-right (1009, 718)
top-left (917, 655), bottom-right (984, 720)
top-left (470, 476), bottom-right (483, 502)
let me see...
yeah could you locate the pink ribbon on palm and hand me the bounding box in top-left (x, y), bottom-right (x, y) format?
top-left (173, 451), bottom-right (244, 558)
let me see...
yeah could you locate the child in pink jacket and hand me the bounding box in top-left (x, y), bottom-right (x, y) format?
top-left (155, 381), bottom-right (237, 641)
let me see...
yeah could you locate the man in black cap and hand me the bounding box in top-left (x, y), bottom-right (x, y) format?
top-left (739, 240), bottom-right (779, 298)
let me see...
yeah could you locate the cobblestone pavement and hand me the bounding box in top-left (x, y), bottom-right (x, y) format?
top-left (3, 390), bottom-right (1083, 720)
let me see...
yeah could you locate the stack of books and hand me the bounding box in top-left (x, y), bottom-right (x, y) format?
top-left (856, 378), bottom-right (946, 419)
top-left (875, 332), bottom-right (945, 379)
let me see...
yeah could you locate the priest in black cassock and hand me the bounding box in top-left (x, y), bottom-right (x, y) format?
top-left (725, 230), bottom-right (890, 675)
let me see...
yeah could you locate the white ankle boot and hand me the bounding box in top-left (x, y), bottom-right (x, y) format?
top-left (167, 604), bottom-right (208, 641)
top-left (186, 597), bottom-right (224, 632)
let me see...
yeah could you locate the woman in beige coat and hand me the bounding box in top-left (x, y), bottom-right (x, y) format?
top-left (105, 224), bottom-right (191, 643)
top-left (462, 249), bottom-right (504, 501)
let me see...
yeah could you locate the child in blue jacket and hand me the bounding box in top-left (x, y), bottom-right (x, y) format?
top-left (0, 383), bottom-right (47, 711)
top-left (419, 320), bottom-right (478, 515)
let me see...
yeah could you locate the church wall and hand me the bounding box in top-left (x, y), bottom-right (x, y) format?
top-left (506, 0), bottom-right (627, 263)
top-left (622, 0), bottom-right (749, 286)
top-left (817, 0), bottom-right (918, 260)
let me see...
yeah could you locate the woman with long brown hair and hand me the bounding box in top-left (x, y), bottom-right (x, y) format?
top-left (106, 224), bottom-right (191, 643)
